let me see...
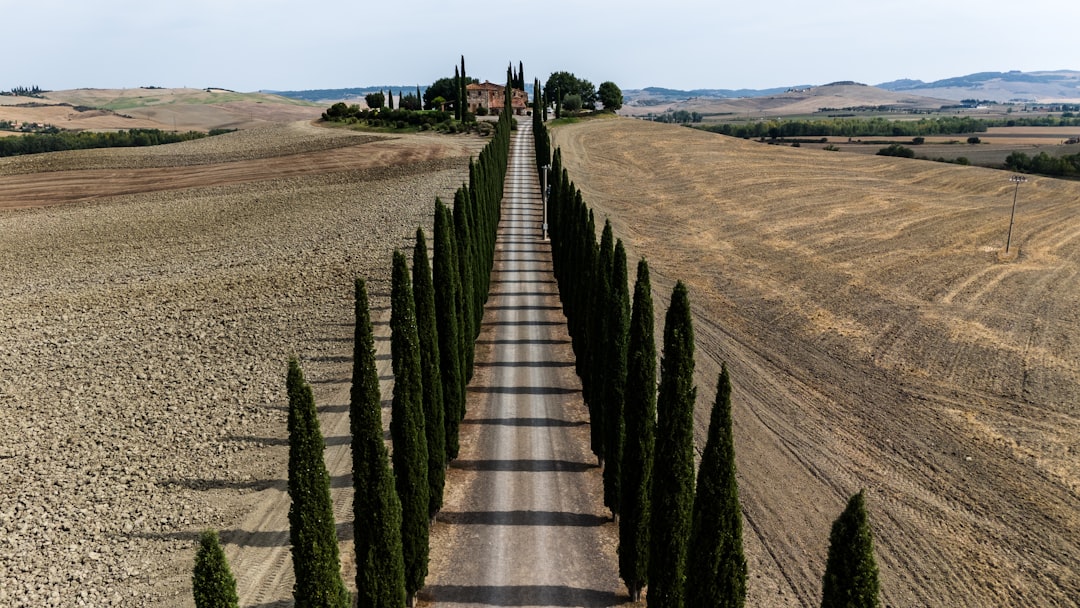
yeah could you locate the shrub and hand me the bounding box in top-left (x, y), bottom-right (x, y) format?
top-left (967, 136), bottom-right (981, 144)
top-left (877, 143), bottom-right (915, 158)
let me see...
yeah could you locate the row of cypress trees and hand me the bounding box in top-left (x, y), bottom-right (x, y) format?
top-left (188, 83), bottom-right (515, 608)
top-left (533, 117), bottom-right (880, 607)
top-left (350, 98), bottom-right (513, 608)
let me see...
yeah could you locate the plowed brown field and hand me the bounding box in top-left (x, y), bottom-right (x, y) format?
top-left (553, 117), bottom-right (1079, 607)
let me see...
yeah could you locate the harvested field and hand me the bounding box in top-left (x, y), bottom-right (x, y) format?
top-left (553, 117), bottom-right (1080, 607)
top-left (0, 122), bottom-right (485, 606)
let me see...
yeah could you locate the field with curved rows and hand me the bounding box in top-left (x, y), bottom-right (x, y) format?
top-left (554, 117), bottom-right (1080, 607)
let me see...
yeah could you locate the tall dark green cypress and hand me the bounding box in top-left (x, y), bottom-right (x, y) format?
top-left (619, 258), bottom-right (657, 602)
top-left (459, 55), bottom-right (467, 121)
top-left (350, 278), bottom-right (406, 608)
top-left (193, 529), bottom-right (239, 608)
top-left (587, 221), bottom-right (614, 465)
top-left (821, 491), bottom-right (881, 608)
top-left (648, 281), bottom-right (697, 608)
top-left (453, 187), bottom-right (476, 380)
top-left (413, 228), bottom-right (446, 519)
top-left (434, 200), bottom-right (465, 459)
top-left (389, 250), bottom-right (430, 607)
top-left (388, 89), bottom-right (394, 110)
top-left (454, 66), bottom-right (461, 121)
top-left (686, 364), bottom-right (746, 608)
top-left (602, 239), bottom-right (630, 517)
top-left (287, 359), bottom-right (350, 608)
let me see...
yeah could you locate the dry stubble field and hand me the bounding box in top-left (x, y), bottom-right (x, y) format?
top-left (554, 117), bottom-right (1079, 607)
top-left (0, 122), bottom-right (484, 606)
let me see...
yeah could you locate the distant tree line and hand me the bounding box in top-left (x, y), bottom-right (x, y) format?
top-left (2, 85), bottom-right (46, 97)
top-left (0, 128), bottom-right (232, 158)
top-left (653, 110), bottom-right (703, 124)
top-left (699, 115), bottom-right (1080, 139)
top-left (1005, 150), bottom-right (1080, 178)
top-left (700, 116), bottom-right (991, 138)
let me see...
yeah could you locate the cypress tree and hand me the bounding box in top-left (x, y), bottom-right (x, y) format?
top-left (602, 239), bottom-right (630, 518)
top-left (192, 530), bottom-right (239, 608)
top-left (387, 89), bottom-right (394, 110)
top-left (587, 221), bottom-right (614, 466)
top-left (454, 66), bottom-right (461, 121)
top-left (453, 187), bottom-right (476, 380)
top-left (434, 200), bottom-right (465, 459)
top-left (821, 491), bottom-right (881, 608)
top-left (389, 250), bottom-right (430, 607)
top-left (287, 359), bottom-right (350, 608)
top-left (460, 56), bottom-right (467, 121)
top-left (685, 364), bottom-right (746, 608)
top-left (648, 281), bottom-right (697, 608)
top-left (619, 258), bottom-right (657, 602)
top-left (413, 228), bottom-right (446, 518)
top-left (350, 278), bottom-right (407, 608)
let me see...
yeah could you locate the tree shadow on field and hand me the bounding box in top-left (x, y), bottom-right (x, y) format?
top-left (420, 584), bottom-right (618, 607)
top-left (128, 521), bottom-right (351, 548)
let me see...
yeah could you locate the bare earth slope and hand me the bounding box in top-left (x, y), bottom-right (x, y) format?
top-left (553, 117), bottom-right (1079, 607)
top-left (0, 123), bottom-right (484, 606)
top-left (1, 88), bottom-right (323, 132)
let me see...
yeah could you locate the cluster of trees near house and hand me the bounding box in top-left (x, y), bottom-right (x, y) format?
top-left (535, 107), bottom-right (882, 607)
top-left (542, 71), bottom-right (623, 117)
top-left (0, 128), bottom-right (233, 158)
top-left (192, 104), bottom-right (514, 608)
top-left (323, 57), bottom-right (489, 131)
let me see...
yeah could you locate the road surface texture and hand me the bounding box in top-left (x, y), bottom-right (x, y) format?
top-left (422, 120), bottom-right (623, 607)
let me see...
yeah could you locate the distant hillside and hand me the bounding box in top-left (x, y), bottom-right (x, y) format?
top-left (266, 86), bottom-right (423, 103)
top-left (0, 88), bottom-right (323, 132)
top-left (875, 70), bottom-right (1080, 102)
top-left (620, 82), bottom-right (955, 117)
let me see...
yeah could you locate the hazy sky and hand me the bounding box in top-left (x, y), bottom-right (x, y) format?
top-left (6, 0), bottom-right (1078, 92)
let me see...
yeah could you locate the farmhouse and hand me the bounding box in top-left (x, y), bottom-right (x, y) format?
top-left (466, 81), bottom-right (529, 116)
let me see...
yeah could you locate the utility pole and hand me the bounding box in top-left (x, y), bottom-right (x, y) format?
top-left (541, 165), bottom-right (551, 240)
top-left (1005, 174), bottom-right (1027, 254)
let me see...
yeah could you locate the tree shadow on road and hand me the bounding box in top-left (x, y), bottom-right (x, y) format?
top-left (468, 385), bottom-right (578, 395)
top-left (474, 359), bottom-right (573, 368)
top-left (420, 584), bottom-right (618, 607)
top-left (450, 459), bottom-right (593, 472)
top-left (462, 417), bottom-right (584, 427)
top-left (438, 510), bottom-right (608, 526)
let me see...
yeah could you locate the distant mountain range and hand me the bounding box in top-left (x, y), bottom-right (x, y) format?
top-left (874, 70), bottom-right (1080, 102)
top-left (623, 70), bottom-right (1080, 105)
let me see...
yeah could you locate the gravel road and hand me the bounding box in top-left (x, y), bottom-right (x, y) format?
top-left (422, 122), bottom-right (622, 606)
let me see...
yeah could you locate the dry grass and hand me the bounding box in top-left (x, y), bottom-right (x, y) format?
top-left (553, 117), bottom-right (1080, 607)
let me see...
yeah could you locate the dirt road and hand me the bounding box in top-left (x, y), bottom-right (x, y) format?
top-left (422, 121), bottom-right (622, 606)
